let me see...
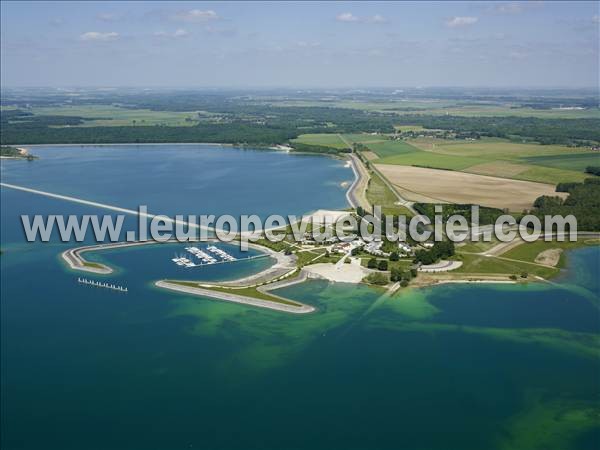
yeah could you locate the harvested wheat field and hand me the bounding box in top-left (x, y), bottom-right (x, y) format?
top-left (375, 164), bottom-right (566, 211)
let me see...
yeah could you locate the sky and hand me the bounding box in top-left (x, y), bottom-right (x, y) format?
top-left (1, 1), bottom-right (598, 88)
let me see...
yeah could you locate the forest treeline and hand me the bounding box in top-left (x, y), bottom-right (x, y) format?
top-left (2, 98), bottom-right (598, 146)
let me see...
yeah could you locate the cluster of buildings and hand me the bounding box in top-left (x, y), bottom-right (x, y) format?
top-left (329, 238), bottom-right (418, 257)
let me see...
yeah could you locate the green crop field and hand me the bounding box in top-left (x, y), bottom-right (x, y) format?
top-left (31, 105), bottom-right (201, 127)
top-left (377, 151), bottom-right (488, 170)
top-left (341, 133), bottom-right (388, 144)
top-left (516, 165), bottom-right (590, 184)
top-left (522, 153), bottom-right (600, 171)
top-left (364, 137), bottom-right (598, 184)
top-left (365, 140), bottom-right (420, 158)
top-left (291, 133), bottom-right (349, 149)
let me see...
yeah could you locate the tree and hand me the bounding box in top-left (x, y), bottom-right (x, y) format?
top-left (389, 251), bottom-right (399, 261)
top-left (390, 267), bottom-right (403, 282)
top-left (367, 258), bottom-right (378, 269)
top-left (378, 260), bottom-right (388, 271)
top-left (364, 272), bottom-right (389, 285)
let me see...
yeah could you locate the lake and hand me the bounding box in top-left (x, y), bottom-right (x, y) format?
top-left (1, 145), bottom-right (598, 450)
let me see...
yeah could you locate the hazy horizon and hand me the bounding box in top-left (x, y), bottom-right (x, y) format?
top-left (1, 1), bottom-right (599, 88)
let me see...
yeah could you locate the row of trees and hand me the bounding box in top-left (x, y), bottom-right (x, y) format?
top-left (394, 114), bottom-right (600, 145)
top-left (585, 166), bottom-right (600, 176)
top-left (413, 241), bottom-right (455, 265)
top-left (533, 178), bottom-right (600, 231)
top-left (413, 203), bottom-right (505, 226)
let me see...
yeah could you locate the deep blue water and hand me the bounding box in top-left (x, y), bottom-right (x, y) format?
top-left (1, 146), bottom-right (599, 450)
top-left (0, 144), bottom-right (352, 219)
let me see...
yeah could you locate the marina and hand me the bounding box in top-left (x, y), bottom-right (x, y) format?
top-left (77, 278), bottom-right (128, 292)
top-left (171, 245), bottom-right (255, 268)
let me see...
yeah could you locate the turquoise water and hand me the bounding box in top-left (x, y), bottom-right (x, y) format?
top-left (1, 147), bottom-right (599, 450)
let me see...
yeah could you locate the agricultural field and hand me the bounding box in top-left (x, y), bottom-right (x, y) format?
top-left (29, 105), bottom-right (201, 127)
top-left (368, 137), bottom-right (598, 184)
top-left (364, 140), bottom-right (420, 159)
top-left (341, 133), bottom-right (388, 144)
top-left (273, 99), bottom-right (600, 119)
top-left (521, 153), bottom-right (600, 172)
top-left (375, 165), bottom-right (565, 211)
top-left (290, 133), bottom-right (349, 149)
top-left (378, 149), bottom-right (488, 170)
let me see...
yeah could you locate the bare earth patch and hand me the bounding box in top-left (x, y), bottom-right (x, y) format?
top-left (534, 248), bottom-right (563, 267)
top-left (375, 164), bottom-right (565, 211)
top-left (303, 259), bottom-right (371, 283)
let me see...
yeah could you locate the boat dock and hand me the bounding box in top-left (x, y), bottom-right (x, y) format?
top-left (78, 278), bottom-right (128, 292)
top-left (172, 245), bottom-right (266, 268)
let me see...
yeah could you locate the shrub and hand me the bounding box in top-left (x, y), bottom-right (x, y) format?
top-left (364, 272), bottom-right (389, 285)
top-left (390, 267), bottom-right (403, 282)
top-left (389, 251), bottom-right (399, 261)
top-left (367, 258), bottom-right (378, 269)
top-left (400, 280), bottom-right (409, 288)
top-left (378, 260), bottom-right (388, 271)
top-left (520, 272), bottom-right (528, 279)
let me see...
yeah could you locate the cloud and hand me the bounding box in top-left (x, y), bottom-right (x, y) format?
top-left (336, 12), bottom-right (359, 22)
top-left (295, 41), bottom-right (321, 48)
top-left (366, 14), bottom-right (387, 24)
top-left (446, 16), bottom-right (479, 27)
top-left (79, 31), bottom-right (120, 41)
top-left (488, 1), bottom-right (544, 15)
top-left (97, 13), bottom-right (117, 22)
top-left (508, 50), bottom-right (528, 59)
top-left (154, 29), bottom-right (190, 38)
top-left (172, 9), bottom-right (219, 23)
top-left (493, 2), bottom-right (523, 14)
top-left (336, 12), bottom-right (387, 24)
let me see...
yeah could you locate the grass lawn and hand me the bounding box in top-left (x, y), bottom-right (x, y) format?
top-left (457, 238), bottom-right (500, 253)
top-left (291, 133), bottom-right (349, 149)
top-left (500, 239), bottom-right (598, 268)
top-left (82, 261), bottom-right (106, 269)
top-left (453, 253), bottom-right (559, 279)
top-left (366, 170), bottom-right (413, 216)
top-left (166, 280), bottom-right (301, 306)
